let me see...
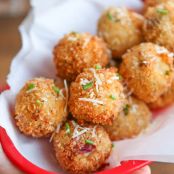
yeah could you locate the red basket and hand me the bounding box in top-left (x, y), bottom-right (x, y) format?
top-left (0, 85), bottom-right (151, 174)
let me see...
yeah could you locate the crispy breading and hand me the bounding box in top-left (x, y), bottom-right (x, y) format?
top-left (15, 78), bottom-right (68, 137)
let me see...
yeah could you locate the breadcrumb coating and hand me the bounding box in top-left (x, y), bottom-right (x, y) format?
top-left (15, 78), bottom-right (68, 137)
top-left (104, 97), bottom-right (152, 141)
top-left (149, 79), bottom-right (174, 109)
top-left (143, 1), bottom-right (174, 52)
top-left (69, 67), bottom-right (126, 125)
top-left (98, 7), bottom-right (144, 58)
top-left (53, 120), bottom-right (112, 174)
top-left (53, 32), bottom-right (110, 81)
top-left (119, 43), bottom-right (174, 103)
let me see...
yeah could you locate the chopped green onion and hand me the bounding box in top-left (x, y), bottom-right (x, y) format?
top-left (52, 86), bottom-right (60, 94)
top-left (85, 139), bottom-right (95, 145)
top-left (116, 73), bottom-right (122, 80)
top-left (107, 12), bottom-right (113, 20)
top-left (112, 144), bottom-right (115, 148)
top-left (165, 70), bottom-right (170, 75)
top-left (65, 123), bottom-right (71, 134)
top-left (36, 99), bottom-right (42, 106)
top-left (156, 8), bottom-right (168, 15)
top-left (109, 94), bottom-right (116, 100)
top-left (70, 31), bottom-right (78, 35)
top-left (27, 83), bottom-right (35, 91)
top-left (82, 82), bottom-right (93, 90)
top-left (95, 64), bottom-right (102, 70)
top-left (123, 104), bottom-right (130, 116)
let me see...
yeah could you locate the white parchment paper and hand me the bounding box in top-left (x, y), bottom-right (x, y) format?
top-left (1, 0), bottom-right (174, 172)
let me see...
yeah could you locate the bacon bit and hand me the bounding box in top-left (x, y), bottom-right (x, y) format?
top-left (80, 144), bottom-right (96, 154)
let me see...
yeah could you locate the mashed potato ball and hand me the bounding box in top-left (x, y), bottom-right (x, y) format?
top-left (53, 120), bottom-right (112, 174)
top-left (119, 43), bottom-right (174, 103)
top-left (144, 0), bottom-right (172, 11)
top-left (98, 7), bottom-right (144, 58)
top-left (53, 32), bottom-right (110, 81)
top-left (69, 67), bottom-right (126, 125)
top-left (143, 1), bottom-right (174, 51)
top-left (149, 79), bottom-right (174, 109)
top-left (15, 78), bottom-right (68, 137)
top-left (104, 97), bottom-right (152, 141)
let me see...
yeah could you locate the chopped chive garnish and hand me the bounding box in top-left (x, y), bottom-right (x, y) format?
top-left (116, 73), bottom-right (122, 80)
top-left (107, 12), bottom-right (113, 20)
top-left (65, 123), bottom-right (71, 134)
top-left (156, 8), bottom-right (168, 15)
top-left (36, 99), bottom-right (42, 106)
top-left (109, 94), bottom-right (116, 100)
top-left (112, 144), bottom-right (114, 148)
top-left (85, 139), bottom-right (95, 145)
top-left (95, 64), bottom-right (102, 70)
top-left (70, 31), bottom-right (77, 35)
top-left (165, 70), bottom-right (170, 75)
top-left (27, 83), bottom-right (35, 91)
top-left (82, 82), bottom-right (93, 90)
top-left (123, 104), bottom-right (130, 116)
top-left (52, 86), bottom-right (60, 94)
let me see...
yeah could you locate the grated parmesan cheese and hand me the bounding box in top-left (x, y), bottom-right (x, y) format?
top-left (80, 78), bottom-right (92, 86)
top-left (79, 98), bottom-right (104, 105)
top-left (72, 125), bottom-right (91, 139)
top-left (64, 79), bottom-right (68, 113)
top-left (49, 123), bottom-right (62, 143)
top-left (89, 68), bottom-right (102, 93)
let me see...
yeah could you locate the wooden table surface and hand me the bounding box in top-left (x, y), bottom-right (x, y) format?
top-left (1, 15), bottom-right (174, 174)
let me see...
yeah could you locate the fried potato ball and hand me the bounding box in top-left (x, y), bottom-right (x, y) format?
top-left (144, 0), bottom-right (172, 11)
top-left (143, 1), bottom-right (174, 52)
top-left (15, 78), bottom-right (68, 137)
top-left (69, 67), bottom-right (126, 125)
top-left (104, 97), bottom-right (152, 141)
top-left (149, 79), bottom-right (174, 109)
top-left (53, 32), bottom-right (110, 81)
top-left (119, 43), bottom-right (174, 103)
top-left (97, 7), bottom-right (144, 58)
top-left (53, 120), bottom-right (112, 174)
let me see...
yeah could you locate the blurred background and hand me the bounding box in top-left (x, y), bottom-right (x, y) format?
top-left (0, 0), bottom-right (174, 173)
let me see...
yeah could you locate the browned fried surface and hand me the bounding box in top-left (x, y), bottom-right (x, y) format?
top-left (104, 97), bottom-right (152, 141)
top-left (53, 32), bottom-right (110, 81)
top-left (143, 1), bottom-right (174, 51)
top-left (98, 7), bottom-right (144, 58)
top-left (69, 67), bottom-right (126, 125)
top-left (149, 79), bottom-right (174, 109)
top-left (15, 77), bottom-right (67, 137)
top-left (119, 43), bottom-right (174, 103)
top-left (53, 121), bottom-right (112, 174)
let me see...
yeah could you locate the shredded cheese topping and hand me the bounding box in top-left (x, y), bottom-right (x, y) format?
top-left (49, 123), bottom-right (62, 143)
top-left (80, 78), bottom-right (92, 86)
top-left (79, 98), bottom-right (104, 105)
top-left (64, 79), bottom-right (68, 113)
top-left (89, 68), bottom-right (102, 93)
top-left (72, 125), bottom-right (91, 139)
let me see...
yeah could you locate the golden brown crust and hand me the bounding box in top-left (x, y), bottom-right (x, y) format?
top-left (15, 78), bottom-right (68, 137)
top-left (143, 0), bottom-right (172, 12)
top-left (148, 79), bottom-right (174, 109)
top-left (98, 7), bottom-right (144, 58)
top-left (69, 67), bottom-right (126, 125)
top-left (143, 1), bottom-right (174, 51)
top-left (53, 121), bottom-right (112, 174)
top-left (53, 32), bottom-right (110, 81)
top-left (119, 43), bottom-right (174, 103)
top-left (104, 97), bottom-right (152, 141)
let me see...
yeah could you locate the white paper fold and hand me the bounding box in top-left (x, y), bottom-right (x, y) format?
top-left (1, 0), bottom-right (174, 172)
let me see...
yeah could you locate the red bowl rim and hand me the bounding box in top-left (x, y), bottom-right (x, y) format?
top-left (0, 85), bottom-right (151, 174)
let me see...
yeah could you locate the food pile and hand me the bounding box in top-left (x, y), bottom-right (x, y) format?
top-left (14, 0), bottom-right (174, 173)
